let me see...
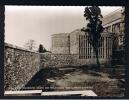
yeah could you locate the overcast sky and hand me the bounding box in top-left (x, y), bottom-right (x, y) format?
top-left (5, 6), bottom-right (122, 50)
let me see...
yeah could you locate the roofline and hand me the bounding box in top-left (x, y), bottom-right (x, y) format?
top-left (103, 8), bottom-right (122, 18)
top-left (102, 17), bottom-right (121, 26)
top-left (51, 33), bottom-right (69, 36)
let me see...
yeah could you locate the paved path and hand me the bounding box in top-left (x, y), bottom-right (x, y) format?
top-left (22, 66), bottom-right (123, 97)
top-left (5, 90), bottom-right (97, 96)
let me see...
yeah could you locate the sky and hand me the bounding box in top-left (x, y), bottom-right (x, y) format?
top-left (5, 6), bottom-right (122, 50)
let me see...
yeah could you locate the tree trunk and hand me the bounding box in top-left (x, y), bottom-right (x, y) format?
top-left (95, 49), bottom-right (100, 70)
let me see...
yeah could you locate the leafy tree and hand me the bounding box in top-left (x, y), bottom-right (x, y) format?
top-left (24, 40), bottom-right (36, 50)
top-left (81, 6), bottom-right (104, 69)
top-left (38, 44), bottom-right (47, 53)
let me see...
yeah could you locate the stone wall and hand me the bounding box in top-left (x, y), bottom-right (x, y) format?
top-left (40, 53), bottom-right (110, 69)
top-left (51, 33), bottom-right (70, 54)
top-left (4, 43), bottom-right (40, 91)
top-left (70, 29), bottom-right (80, 54)
top-left (4, 42), bottom-right (111, 91)
top-left (40, 53), bottom-right (73, 68)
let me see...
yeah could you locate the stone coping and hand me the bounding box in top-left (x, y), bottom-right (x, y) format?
top-left (4, 90), bottom-right (42, 94)
top-left (70, 29), bottom-right (81, 33)
top-left (52, 29), bottom-right (115, 38)
top-left (4, 90), bottom-right (97, 96)
top-left (5, 43), bottom-right (39, 54)
top-left (41, 90), bottom-right (97, 96)
top-left (52, 33), bottom-right (69, 37)
top-left (4, 43), bottom-right (79, 55)
top-left (40, 53), bottom-right (78, 55)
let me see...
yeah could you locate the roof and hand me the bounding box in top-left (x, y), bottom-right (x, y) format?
top-left (102, 9), bottom-right (122, 26)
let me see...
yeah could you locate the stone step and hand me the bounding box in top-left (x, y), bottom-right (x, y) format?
top-left (4, 90), bottom-right (42, 96)
top-left (101, 67), bottom-right (125, 71)
top-left (112, 62), bottom-right (124, 65)
top-left (9, 90), bottom-right (98, 97)
top-left (114, 68), bottom-right (125, 71)
top-left (102, 65), bottom-right (125, 72)
top-left (104, 88), bottom-right (125, 95)
top-left (117, 79), bottom-right (125, 88)
top-left (46, 78), bottom-right (55, 83)
top-left (114, 65), bottom-right (125, 68)
top-left (111, 70), bottom-right (125, 75)
top-left (41, 90), bottom-right (97, 96)
top-left (119, 79), bottom-right (125, 83)
top-left (109, 73), bottom-right (125, 79)
top-left (59, 67), bottom-right (76, 71)
top-left (118, 88), bottom-right (125, 94)
top-left (101, 65), bottom-right (124, 70)
top-left (59, 67), bottom-right (76, 73)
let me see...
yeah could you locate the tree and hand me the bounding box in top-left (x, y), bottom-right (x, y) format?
top-left (24, 40), bottom-right (36, 50)
top-left (38, 44), bottom-right (47, 53)
top-left (81, 6), bottom-right (104, 70)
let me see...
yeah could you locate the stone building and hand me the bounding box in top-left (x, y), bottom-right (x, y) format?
top-left (51, 33), bottom-right (70, 54)
top-left (102, 8), bottom-right (124, 49)
top-left (51, 29), bottom-right (113, 65)
top-left (50, 8), bottom-right (124, 64)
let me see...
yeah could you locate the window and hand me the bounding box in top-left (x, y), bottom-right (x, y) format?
top-left (105, 26), bottom-right (111, 33)
top-left (79, 35), bottom-right (92, 59)
top-left (79, 34), bottom-right (112, 59)
top-left (112, 23), bottom-right (120, 33)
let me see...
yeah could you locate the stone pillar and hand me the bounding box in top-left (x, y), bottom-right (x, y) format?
top-left (104, 36), bottom-right (107, 59)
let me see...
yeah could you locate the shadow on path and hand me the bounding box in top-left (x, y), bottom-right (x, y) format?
top-left (21, 65), bottom-right (124, 97)
top-left (21, 67), bottom-right (75, 91)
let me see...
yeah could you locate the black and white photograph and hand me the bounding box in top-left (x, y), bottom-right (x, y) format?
top-left (4, 6), bottom-right (125, 97)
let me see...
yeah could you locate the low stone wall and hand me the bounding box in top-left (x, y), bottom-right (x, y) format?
top-left (4, 43), bottom-right (111, 91)
top-left (40, 53), bottom-right (73, 68)
top-left (40, 53), bottom-right (110, 68)
top-left (4, 43), bottom-right (40, 91)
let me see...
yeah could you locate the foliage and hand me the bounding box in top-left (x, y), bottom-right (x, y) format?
top-left (38, 44), bottom-right (47, 53)
top-left (81, 6), bottom-right (104, 69)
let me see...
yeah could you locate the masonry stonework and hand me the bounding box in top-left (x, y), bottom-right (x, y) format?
top-left (40, 53), bottom-right (73, 68)
top-left (69, 29), bottom-right (84, 54)
top-left (4, 43), bottom-right (40, 91)
top-left (40, 53), bottom-right (111, 69)
top-left (50, 29), bottom-right (113, 61)
top-left (51, 33), bottom-right (70, 54)
top-left (4, 9), bottom-right (124, 91)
